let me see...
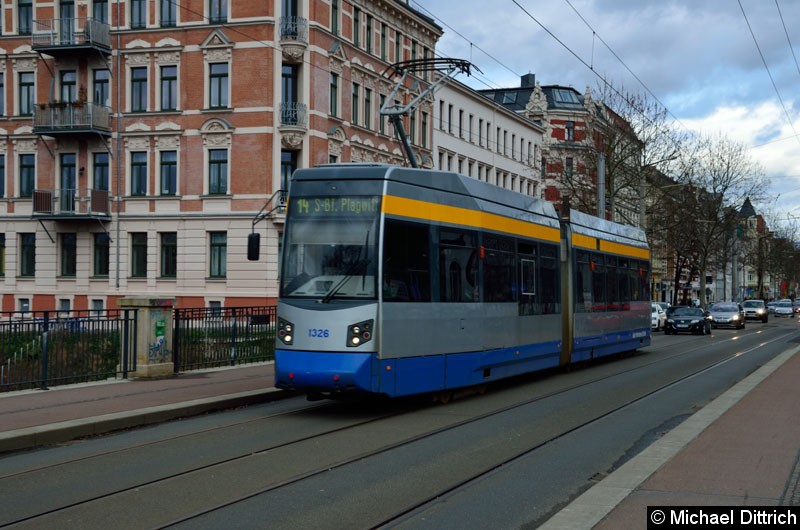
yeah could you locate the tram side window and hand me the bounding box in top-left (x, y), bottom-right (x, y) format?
top-left (483, 234), bottom-right (515, 302)
top-left (591, 255), bottom-right (607, 311)
top-left (539, 243), bottom-right (560, 314)
top-left (439, 228), bottom-right (478, 302)
top-left (383, 220), bottom-right (431, 302)
top-left (616, 258), bottom-right (631, 310)
top-left (518, 241), bottom-right (536, 315)
top-left (636, 260), bottom-right (650, 301)
top-left (575, 250), bottom-right (592, 313)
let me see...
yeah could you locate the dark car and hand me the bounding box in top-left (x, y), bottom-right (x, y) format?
top-left (708, 302), bottom-right (745, 329)
top-left (664, 306), bottom-right (712, 335)
top-left (742, 299), bottom-right (768, 323)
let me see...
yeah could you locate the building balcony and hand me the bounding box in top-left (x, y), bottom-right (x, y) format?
top-left (280, 16), bottom-right (308, 63)
top-left (32, 17), bottom-right (111, 55)
top-left (279, 102), bottom-right (307, 150)
top-left (33, 102), bottom-right (112, 138)
top-left (32, 188), bottom-right (111, 221)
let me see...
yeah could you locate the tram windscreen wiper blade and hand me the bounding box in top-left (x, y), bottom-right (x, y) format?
top-left (319, 258), bottom-right (369, 303)
top-left (320, 231), bottom-right (370, 304)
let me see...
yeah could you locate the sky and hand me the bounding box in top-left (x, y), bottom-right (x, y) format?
top-left (410, 0), bottom-right (800, 230)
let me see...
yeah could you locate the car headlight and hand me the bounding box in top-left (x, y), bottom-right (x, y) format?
top-left (691, 319), bottom-right (700, 324)
top-left (732, 315), bottom-right (740, 320)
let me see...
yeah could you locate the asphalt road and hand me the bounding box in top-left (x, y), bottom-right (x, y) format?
top-left (1, 318), bottom-right (796, 529)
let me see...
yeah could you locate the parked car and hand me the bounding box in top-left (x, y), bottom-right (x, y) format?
top-left (651, 302), bottom-right (666, 330)
top-left (767, 301), bottom-right (778, 314)
top-left (793, 299), bottom-right (800, 314)
top-left (774, 300), bottom-right (794, 318)
top-left (664, 306), bottom-right (712, 335)
top-left (656, 301), bottom-right (671, 313)
top-left (742, 299), bottom-right (769, 323)
top-left (709, 302), bottom-right (745, 329)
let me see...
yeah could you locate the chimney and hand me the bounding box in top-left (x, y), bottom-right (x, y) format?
top-left (520, 73), bottom-right (536, 88)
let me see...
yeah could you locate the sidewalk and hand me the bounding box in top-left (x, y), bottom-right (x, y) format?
top-left (1, 350), bottom-right (798, 529)
top-left (0, 362), bottom-right (283, 454)
top-left (542, 345), bottom-right (800, 529)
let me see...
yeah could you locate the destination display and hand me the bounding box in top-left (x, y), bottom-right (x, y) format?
top-left (291, 196), bottom-right (381, 216)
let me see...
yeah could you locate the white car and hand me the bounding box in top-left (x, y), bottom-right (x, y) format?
top-left (774, 301), bottom-right (794, 318)
top-left (651, 302), bottom-right (666, 330)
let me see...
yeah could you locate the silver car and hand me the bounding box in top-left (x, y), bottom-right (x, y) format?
top-left (709, 302), bottom-right (745, 329)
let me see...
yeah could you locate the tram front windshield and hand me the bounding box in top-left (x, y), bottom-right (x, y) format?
top-left (281, 196), bottom-right (380, 301)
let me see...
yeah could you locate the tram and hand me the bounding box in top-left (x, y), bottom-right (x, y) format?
top-left (265, 164), bottom-right (650, 399)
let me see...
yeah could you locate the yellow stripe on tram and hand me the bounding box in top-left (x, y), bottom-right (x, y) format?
top-left (382, 195), bottom-right (561, 243)
top-left (572, 233), bottom-right (650, 260)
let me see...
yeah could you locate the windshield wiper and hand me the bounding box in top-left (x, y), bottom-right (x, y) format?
top-left (320, 231), bottom-right (370, 304)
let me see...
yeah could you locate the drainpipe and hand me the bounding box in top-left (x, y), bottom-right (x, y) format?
top-left (115, 1), bottom-right (122, 289)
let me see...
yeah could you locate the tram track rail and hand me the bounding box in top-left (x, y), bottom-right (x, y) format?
top-left (2, 325), bottom-right (796, 529)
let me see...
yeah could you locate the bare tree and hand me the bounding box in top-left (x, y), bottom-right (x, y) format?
top-left (670, 134), bottom-right (768, 307)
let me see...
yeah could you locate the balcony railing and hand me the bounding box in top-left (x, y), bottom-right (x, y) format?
top-left (280, 102), bottom-right (308, 127)
top-left (32, 17), bottom-right (111, 51)
top-left (32, 188), bottom-right (111, 218)
top-left (33, 102), bottom-right (111, 134)
top-left (280, 16), bottom-right (308, 42)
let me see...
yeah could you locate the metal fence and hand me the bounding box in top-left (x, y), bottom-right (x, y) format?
top-left (0, 309), bottom-right (137, 392)
top-left (173, 306), bottom-right (277, 372)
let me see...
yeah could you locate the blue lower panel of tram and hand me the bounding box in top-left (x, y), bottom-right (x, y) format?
top-left (275, 340), bottom-right (561, 397)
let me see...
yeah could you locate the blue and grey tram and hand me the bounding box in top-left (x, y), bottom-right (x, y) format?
top-left (272, 163), bottom-right (651, 399)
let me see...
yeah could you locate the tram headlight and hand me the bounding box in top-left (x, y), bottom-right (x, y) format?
top-left (347, 319), bottom-right (373, 347)
top-left (278, 317), bottom-right (294, 345)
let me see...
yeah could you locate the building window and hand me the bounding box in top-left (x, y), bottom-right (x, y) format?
top-left (160, 0), bottom-right (176, 26)
top-left (160, 232), bottom-right (177, 278)
top-left (0, 73), bottom-right (5, 117)
top-left (130, 151), bottom-right (147, 196)
top-left (208, 149), bottom-right (228, 194)
top-left (93, 0), bottom-right (109, 23)
top-left (60, 153), bottom-right (77, 213)
top-left (364, 88), bottom-right (372, 129)
top-left (366, 15), bottom-right (373, 53)
top-left (351, 83), bottom-right (360, 125)
top-left (131, 0), bottom-right (146, 29)
top-left (565, 121), bottom-right (575, 141)
top-left (93, 69), bottom-right (110, 106)
top-left (130, 233), bottom-right (147, 278)
top-left (379, 95), bottom-right (386, 135)
top-left (421, 112), bottom-right (428, 148)
top-left (0, 155), bottom-right (5, 198)
top-left (94, 233), bottom-right (110, 276)
top-left (94, 152), bottom-right (109, 191)
top-left (160, 150), bottom-right (177, 195)
top-left (61, 233), bottom-right (77, 277)
top-left (209, 63), bottom-right (228, 109)
top-left (19, 153), bottom-right (35, 198)
top-left (353, 8), bottom-right (360, 48)
top-left (280, 150), bottom-right (296, 193)
top-left (210, 0), bottom-right (227, 24)
top-left (331, 0), bottom-right (339, 35)
top-left (19, 72), bottom-right (34, 116)
top-left (91, 299), bottom-right (104, 316)
top-left (329, 73), bottom-right (339, 117)
top-left (565, 157), bottom-right (573, 177)
top-left (0, 234), bottom-right (5, 277)
top-left (281, 64), bottom-right (298, 124)
top-left (209, 232), bottom-right (227, 278)
top-left (395, 30), bottom-right (402, 62)
top-left (380, 23), bottom-right (387, 60)
top-left (61, 70), bottom-right (77, 103)
top-left (18, 0), bottom-right (33, 35)
top-left (19, 233), bottom-right (35, 277)
top-left (130, 67), bottom-right (147, 112)
top-left (160, 65), bottom-right (178, 111)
